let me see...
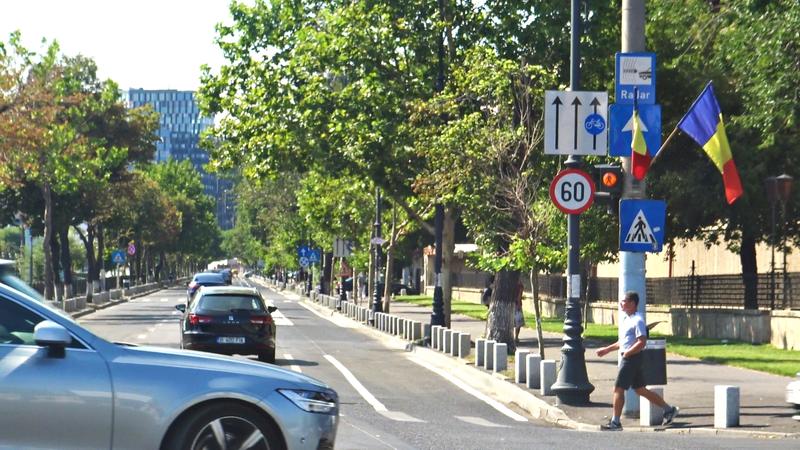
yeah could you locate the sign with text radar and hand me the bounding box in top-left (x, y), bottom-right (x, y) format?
top-left (615, 52), bottom-right (656, 105)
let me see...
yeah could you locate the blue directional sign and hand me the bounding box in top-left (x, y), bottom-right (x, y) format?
top-left (615, 52), bottom-right (656, 104)
top-left (619, 200), bottom-right (666, 253)
top-left (308, 248), bottom-right (321, 264)
top-left (111, 249), bottom-right (126, 265)
top-left (297, 245), bottom-right (310, 258)
top-left (609, 103), bottom-right (662, 157)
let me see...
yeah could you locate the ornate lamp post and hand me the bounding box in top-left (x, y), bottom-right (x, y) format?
top-left (776, 175), bottom-right (794, 307)
top-left (372, 187), bottom-right (384, 316)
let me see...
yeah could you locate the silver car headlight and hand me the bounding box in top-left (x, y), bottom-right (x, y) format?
top-left (278, 389), bottom-right (338, 414)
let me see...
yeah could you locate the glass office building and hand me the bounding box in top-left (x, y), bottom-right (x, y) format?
top-left (124, 89), bottom-right (235, 230)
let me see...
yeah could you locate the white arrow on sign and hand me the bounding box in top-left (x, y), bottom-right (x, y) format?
top-left (622, 112), bottom-right (649, 133)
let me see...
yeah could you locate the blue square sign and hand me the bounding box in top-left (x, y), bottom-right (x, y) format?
top-left (609, 104), bottom-right (661, 157)
top-left (619, 199), bottom-right (666, 253)
top-left (615, 52), bottom-right (656, 104)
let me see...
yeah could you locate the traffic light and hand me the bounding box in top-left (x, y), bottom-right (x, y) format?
top-left (592, 164), bottom-right (623, 210)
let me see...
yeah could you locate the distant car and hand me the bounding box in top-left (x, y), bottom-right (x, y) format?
top-left (187, 272), bottom-right (227, 301)
top-left (244, 271), bottom-right (254, 278)
top-left (787, 372), bottom-right (800, 409)
top-left (0, 259), bottom-right (339, 450)
top-left (177, 285), bottom-right (278, 363)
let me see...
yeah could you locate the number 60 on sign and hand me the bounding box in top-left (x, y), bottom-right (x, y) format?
top-left (549, 168), bottom-right (595, 215)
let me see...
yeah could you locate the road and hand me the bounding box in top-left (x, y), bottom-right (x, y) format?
top-left (79, 280), bottom-right (797, 450)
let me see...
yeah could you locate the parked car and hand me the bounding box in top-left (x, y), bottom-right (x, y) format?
top-left (177, 285), bottom-right (278, 363)
top-left (0, 259), bottom-right (338, 450)
top-left (187, 272), bottom-right (227, 301)
top-left (220, 268), bottom-right (233, 285)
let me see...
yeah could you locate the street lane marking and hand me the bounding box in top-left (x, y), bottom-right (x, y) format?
top-left (296, 301), bottom-right (357, 328)
top-left (407, 356), bottom-right (528, 422)
top-left (377, 411), bottom-right (425, 423)
top-left (324, 355), bottom-right (388, 412)
top-left (271, 310), bottom-right (294, 327)
top-left (160, 297), bottom-right (169, 302)
top-left (283, 353), bottom-right (302, 373)
top-left (137, 334), bottom-right (148, 340)
top-left (455, 416), bottom-right (510, 428)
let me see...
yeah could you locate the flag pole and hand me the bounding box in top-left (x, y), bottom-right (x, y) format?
top-left (649, 124), bottom-right (680, 168)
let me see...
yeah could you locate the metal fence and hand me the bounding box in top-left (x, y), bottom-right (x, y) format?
top-left (450, 269), bottom-right (799, 310)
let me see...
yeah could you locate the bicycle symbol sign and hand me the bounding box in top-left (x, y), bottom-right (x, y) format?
top-left (584, 114), bottom-right (606, 135)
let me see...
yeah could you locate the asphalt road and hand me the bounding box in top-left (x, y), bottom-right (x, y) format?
top-left (79, 280), bottom-right (797, 450)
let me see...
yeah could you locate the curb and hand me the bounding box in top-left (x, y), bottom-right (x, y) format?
top-left (262, 282), bottom-right (800, 440)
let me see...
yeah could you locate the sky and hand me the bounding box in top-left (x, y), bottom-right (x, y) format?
top-left (0, 0), bottom-right (234, 91)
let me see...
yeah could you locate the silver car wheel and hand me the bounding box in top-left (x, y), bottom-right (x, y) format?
top-left (190, 416), bottom-right (270, 450)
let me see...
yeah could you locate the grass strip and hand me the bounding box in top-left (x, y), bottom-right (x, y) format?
top-left (393, 295), bottom-right (800, 378)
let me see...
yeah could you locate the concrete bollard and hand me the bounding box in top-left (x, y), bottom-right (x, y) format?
top-left (484, 340), bottom-right (496, 371)
top-left (450, 331), bottom-right (460, 356)
top-left (432, 326), bottom-right (441, 349)
top-left (526, 354), bottom-right (542, 389)
top-left (397, 318), bottom-right (405, 336)
top-left (714, 385), bottom-right (740, 428)
top-left (436, 327), bottom-right (446, 351)
top-left (443, 329), bottom-right (452, 353)
top-left (458, 333), bottom-right (471, 358)
top-left (640, 386), bottom-right (665, 426)
top-left (515, 350), bottom-right (530, 384)
top-left (476, 338), bottom-right (486, 366)
top-left (412, 321), bottom-right (422, 341)
top-left (423, 323), bottom-right (432, 345)
top-left (540, 360), bottom-right (557, 396)
top-left (493, 343), bottom-right (508, 373)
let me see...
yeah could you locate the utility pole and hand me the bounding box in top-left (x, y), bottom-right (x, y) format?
top-left (620, 0), bottom-right (647, 416)
top-left (550, 0), bottom-right (595, 406)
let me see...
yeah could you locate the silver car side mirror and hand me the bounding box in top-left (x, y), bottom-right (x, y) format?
top-left (34, 320), bottom-right (72, 347)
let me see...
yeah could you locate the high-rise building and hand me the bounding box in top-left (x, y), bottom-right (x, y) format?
top-left (123, 89), bottom-right (235, 230)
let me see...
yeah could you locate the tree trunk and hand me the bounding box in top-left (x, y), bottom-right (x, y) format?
top-left (530, 269), bottom-right (545, 359)
top-left (59, 224), bottom-right (73, 298)
top-left (50, 219), bottom-right (62, 302)
top-left (442, 206), bottom-right (456, 328)
top-left (41, 183), bottom-right (55, 301)
top-left (96, 224), bottom-right (105, 291)
top-left (76, 224), bottom-right (95, 301)
top-left (487, 269), bottom-right (520, 353)
top-left (741, 233), bottom-right (759, 309)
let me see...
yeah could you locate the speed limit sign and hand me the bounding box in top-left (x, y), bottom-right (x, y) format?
top-left (549, 168), bottom-right (595, 214)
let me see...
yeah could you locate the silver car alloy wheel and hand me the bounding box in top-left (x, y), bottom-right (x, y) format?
top-left (190, 415), bottom-right (271, 450)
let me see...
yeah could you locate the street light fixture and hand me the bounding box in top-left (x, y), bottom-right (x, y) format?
top-left (765, 174), bottom-right (794, 309)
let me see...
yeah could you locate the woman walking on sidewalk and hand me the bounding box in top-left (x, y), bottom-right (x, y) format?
top-left (596, 291), bottom-right (678, 430)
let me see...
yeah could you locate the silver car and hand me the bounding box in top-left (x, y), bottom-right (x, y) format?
top-left (0, 260), bottom-right (338, 450)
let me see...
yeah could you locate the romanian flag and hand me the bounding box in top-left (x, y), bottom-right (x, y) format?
top-left (677, 82), bottom-right (743, 204)
top-left (631, 105), bottom-right (651, 180)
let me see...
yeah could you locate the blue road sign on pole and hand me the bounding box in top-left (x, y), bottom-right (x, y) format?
top-left (111, 250), bottom-right (126, 265)
top-left (609, 103), bottom-right (661, 157)
top-left (297, 245), bottom-right (309, 258)
top-left (308, 248), bottom-right (321, 264)
top-left (619, 199), bottom-right (666, 253)
top-left (615, 52), bottom-right (656, 104)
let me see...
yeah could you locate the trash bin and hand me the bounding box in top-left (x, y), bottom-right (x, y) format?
top-left (641, 339), bottom-right (667, 385)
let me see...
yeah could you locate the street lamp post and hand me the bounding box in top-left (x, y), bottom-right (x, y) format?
top-left (372, 187), bottom-right (384, 316)
top-left (766, 174), bottom-right (793, 309)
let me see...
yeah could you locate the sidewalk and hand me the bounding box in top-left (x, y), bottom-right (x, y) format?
top-left (378, 298), bottom-right (800, 437)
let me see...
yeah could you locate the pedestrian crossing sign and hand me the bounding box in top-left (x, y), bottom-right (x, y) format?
top-left (619, 199), bottom-right (666, 253)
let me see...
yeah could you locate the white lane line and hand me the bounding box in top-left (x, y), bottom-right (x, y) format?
top-left (283, 353), bottom-right (302, 373)
top-left (324, 355), bottom-right (388, 412)
top-left (377, 411), bottom-right (424, 423)
top-left (137, 334), bottom-right (148, 340)
top-left (455, 416), bottom-right (511, 428)
top-left (407, 356), bottom-right (528, 422)
top-left (271, 310), bottom-right (294, 326)
top-left (160, 297), bottom-right (169, 302)
top-left (296, 301), bottom-right (356, 328)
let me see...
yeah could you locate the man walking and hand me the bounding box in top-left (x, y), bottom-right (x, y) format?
top-left (596, 291), bottom-right (678, 430)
